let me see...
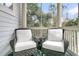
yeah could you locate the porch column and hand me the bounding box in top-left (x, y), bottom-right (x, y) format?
top-left (57, 3), bottom-right (62, 27)
top-left (22, 3), bottom-right (27, 28)
top-left (78, 3), bottom-right (79, 26)
top-left (77, 3), bottom-right (79, 56)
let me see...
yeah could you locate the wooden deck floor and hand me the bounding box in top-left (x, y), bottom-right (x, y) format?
top-left (8, 50), bottom-right (73, 56)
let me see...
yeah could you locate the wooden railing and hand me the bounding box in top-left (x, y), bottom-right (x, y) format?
top-left (30, 26), bottom-right (79, 55)
top-left (31, 28), bottom-right (48, 38)
top-left (63, 26), bottom-right (79, 55)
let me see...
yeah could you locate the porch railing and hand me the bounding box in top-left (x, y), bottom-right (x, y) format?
top-left (31, 27), bottom-right (48, 38)
top-left (63, 26), bottom-right (79, 55)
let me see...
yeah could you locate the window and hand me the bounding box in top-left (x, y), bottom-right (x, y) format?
top-left (0, 3), bottom-right (14, 16)
top-left (0, 3), bottom-right (13, 10)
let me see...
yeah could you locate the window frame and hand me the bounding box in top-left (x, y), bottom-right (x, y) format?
top-left (0, 3), bottom-right (15, 16)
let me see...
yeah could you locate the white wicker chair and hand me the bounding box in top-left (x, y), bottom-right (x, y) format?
top-left (42, 28), bottom-right (69, 56)
top-left (10, 28), bottom-right (37, 56)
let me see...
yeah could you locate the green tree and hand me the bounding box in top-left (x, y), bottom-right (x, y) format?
top-left (62, 18), bottom-right (78, 26)
top-left (27, 3), bottom-right (40, 27)
top-left (27, 3), bottom-right (53, 27)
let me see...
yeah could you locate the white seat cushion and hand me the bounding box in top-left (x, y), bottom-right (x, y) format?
top-left (16, 30), bottom-right (32, 42)
top-left (43, 41), bottom-right (64, 52)
top-left (15, 41), bottom-right (36, 52)
top-left (48, 29), bottom-right (63, 41)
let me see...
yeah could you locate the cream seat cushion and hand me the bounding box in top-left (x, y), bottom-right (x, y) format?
top-left (16, 30), bottom-right (32, 42)
top-left (15, 41), bottom-right (36, 52)
top-left (48, 29), bottom-right (63, 41)
top-left (43, 41), bottom-right (64, 52)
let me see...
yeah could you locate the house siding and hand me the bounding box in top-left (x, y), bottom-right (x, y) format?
top-left (0, 4), bottom-right (20, 55)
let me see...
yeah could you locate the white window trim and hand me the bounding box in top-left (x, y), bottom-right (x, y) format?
top-left (0, 4), bottom-right (15, 16)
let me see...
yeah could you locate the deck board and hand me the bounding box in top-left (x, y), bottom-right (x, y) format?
top-left (8, 50), bottom-right (72, 56)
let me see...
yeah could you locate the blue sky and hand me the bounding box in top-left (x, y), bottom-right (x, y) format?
top-left (42, 3), bottom-right (50, 13)
top-left (62, 3), bottom-right (78, 19)
top-left (38, 3), bottom-right (78, 19)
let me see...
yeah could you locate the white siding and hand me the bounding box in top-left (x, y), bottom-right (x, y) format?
top-left (0, 4), bottom-right (20, 55)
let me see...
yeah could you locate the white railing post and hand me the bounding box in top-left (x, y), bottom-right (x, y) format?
top-left (77, 31), bottom-right (79, 55)
top-left (64, 27), bottom-right (79, 55)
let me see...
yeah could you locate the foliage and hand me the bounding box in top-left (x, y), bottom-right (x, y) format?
top-left (27, 3), bottom-right (78, 27)
top-left (62, 18), bottom-right (78, 26)
top-left (27, 3), bottom-right (53, 27)
top-left (50, 4), bottom-right (56, 15)
top-left (27, 3), bottom-right (40, 27)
